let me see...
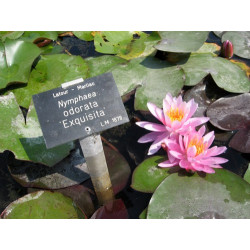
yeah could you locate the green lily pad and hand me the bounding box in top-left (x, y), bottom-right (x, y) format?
top-left (179, 53), bottom-right (250, 92)
top-left (147, 169), bottom-right (250, 219)
top-left (196, 42), bottom-right (221, 55)
top-left (139, 207), bottom-right (148, 219)
top-left (94, 31), bottom-right (134, 54)
top-left (19, 31), bottom-right (59, 43)
top-left (0, 92), bottom-right (74, 166)
top-left (85, 55), bottom-right (127, 78)
top-left (1, 190), bottom-right (86, 219)
top-left (222, 31), bottom-right (250, 59)
top-left (244, 164), bottom-right (250, 184)
top-left (73, 31), bottom-right (94, 41)
top-left (13, 54), bottom-right (88, 108)
top-left (0, 31), bottom-right (24, 41)
top-left (131, 156), bottom-right (169, 193)
top-left (0, 39), bottom-right (41, 90)
top-left (132, 57), bottom-right (185, 111)
top-left (155, 31), bottom-right (209, 53)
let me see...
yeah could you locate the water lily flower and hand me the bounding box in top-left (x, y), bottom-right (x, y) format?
top-left (136, 93), bottom-right (209, 155)
top-left (221, 40), bottom-right (233, 59)
top-left (159, 126), bottom-right (228, 174)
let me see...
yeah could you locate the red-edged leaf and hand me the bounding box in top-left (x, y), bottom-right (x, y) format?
top-left (91, 199), bottom-right (128, 219)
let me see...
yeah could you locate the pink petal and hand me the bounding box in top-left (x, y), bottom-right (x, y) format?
top-left (176, 95), bottom-right (183, 106)
top-left (186, 99), bottom-right (198, 119)
top-left (148, 133), bottom-right (169, 155)
top-left (171, 120), bottom-right (182, 131)
top-left (136, 121), bottom-right (166, 132)
top-left (147, 102), bottom-right (165, 125)
top-left (179, 159), bottom-right (192, 170)
top-left (197, 157), bottom-right (228, 165)
top-left (202, 166), bottom-right (215, 174)
top-left (169, 150), bottom-right (183, 160)
top-left (165, 93), bottom-right (173, 105)
top-left (166, 141), bottom-right (182, 153)
top-left (198, 125), bottom-right (206, 137)
top-left (204, 146), bottom-right (227, 157)
top-left (137, 131), bottom-right (162, 143)
top-left (192, 163), bottom-right (205, 171)
top-left (185, 117), bottom-right (210, 128)
top-left (158, 159), bottom-right (179, 168)
top-left (187, 146), bottom-right (197, 157)
top-left (210, 164), bottom-right (223, 169)
top-left (203, 131), bottom-right (215, 148)
top-left (179, 135), bottom-right (185, 152)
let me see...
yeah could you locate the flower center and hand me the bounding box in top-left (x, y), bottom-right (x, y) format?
top-left (166, 108), bottom-right (184, 122)
top-left (188, 136), bottom-right (206, 156)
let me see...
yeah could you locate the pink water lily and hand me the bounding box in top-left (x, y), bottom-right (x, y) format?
top-left (136, 93), bottom-right (209, 155)
top-left (159, 126), bottom-right (228, 174)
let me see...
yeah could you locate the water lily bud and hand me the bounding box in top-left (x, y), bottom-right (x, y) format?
top-left (221, 40), bottom-right (233, 58)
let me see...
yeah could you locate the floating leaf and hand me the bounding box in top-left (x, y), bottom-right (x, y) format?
top-left (85, 55), bottom-right (127, 78)
top-left (195, 42), bottom-right (221, 55)
top-left (0, 93), bottom-right (74, 166)
top-left (8, 147), bottom-right (89, 189)
top-left (19, 31), bottom-right (58, 43)
top-left (28, 184), bottom-right (95, 218)
top-left (230, 59), bottom-right (250, 77)
top-left (222, 31), bottom-right (250, 59)
top-left (179, 53), bottom-right (250, 92)
top-left (94, 31), bottom-right (134, 54)
top-left (0, 39), bottom-right (41, 90)
top-left (244, 164), bottom-right (250, 184)
top-left (206, 93), bottom-right (250, 153)
top-left (139, 207), bottom-right (147, 219)
top-left (13, 54), bottom-right (88, 108)
top-left (147, 169), bottom-right (250, 219)
top-left (134, 58), bottom-right (185, 111)
top-left (73, 31), bottom-right (94, 41)
top-left (1, 191), bottom-right (86, 219)
top-left (131, 156), bottom-right (169, 193)
top-left (91, 199), bottom-right (128, 219)
top-left (0, 31), bottom-right (24, 41)
top-left (155, 31), bottom-right (209, 53)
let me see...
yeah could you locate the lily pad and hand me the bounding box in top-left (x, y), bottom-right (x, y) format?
top-left (131, 156), bottom-right (169, 193)
top-left (8, 147), bottom-right (89, 189)
top-left (13, 54), bottom-right (88, 108)
top-left (0, 31), bottom-right (24, 41)
top-left (85, 55), bottom-right (127, 78)
top-left (0, 39), bottom-right (41, 90)
top-left (28, 184), bottom-right (95, 218)
top-left (91, 199), bottom-right (128, 219)
top-left (0, 92), bottom-right (74, 166)
top-left (230, 59), bottom-right (250, 78)
top-left (1, 190), bottom-right (86, 219)
top-left (147, 169), bottom-right (250, 219)
top-left (19, 31), bottom-right (59, 43)
top-left (139, 207), bottom-right (147, 219)
top-left (155, 31), bottom-right (209, 53)
top-left (134, 57), bottom-right (185, 111)
top-left (179, 53), bottom-right (250, 93)
top-left (206, 93), bottom-right (250, 153)
top-left (222, 31), bottom-right (250, 59)
top-left (93, 31), bottom-right (134, 54)
top-left (195, 42), bottom-right (221, 55)
top-left (73, 31), bottom-right (94, 41)
top-left (244, 164), bottom-right (250, 184)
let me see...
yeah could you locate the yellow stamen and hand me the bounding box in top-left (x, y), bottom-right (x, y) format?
top-left (188, 136), bottom-right (206, 156)
top-left (166, 107), bottom-right (184, 122)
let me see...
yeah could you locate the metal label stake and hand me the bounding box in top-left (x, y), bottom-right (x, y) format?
top-left (62, 79), bottom-right (114, 205)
